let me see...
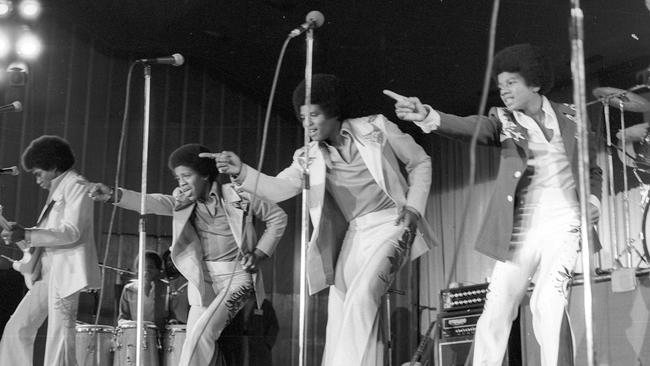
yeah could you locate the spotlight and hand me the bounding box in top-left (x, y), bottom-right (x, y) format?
top-left (17, 0), bottom-right (39, 20)
top-left (15, 30), bottom-right (41, 59)
top-left (0, 0), bottom-right (12, 18)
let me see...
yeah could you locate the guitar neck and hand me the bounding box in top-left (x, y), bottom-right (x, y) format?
top-left (0, 207), bottom-right (11, 231)
top-left (409, 320), bottom-right (437, 364)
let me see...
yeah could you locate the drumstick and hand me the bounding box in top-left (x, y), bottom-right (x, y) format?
top-left (0, 254), bottom-right (16, 263)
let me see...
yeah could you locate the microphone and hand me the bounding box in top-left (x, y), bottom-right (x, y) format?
top-left (136, 53), bottom-right (184, 66)
top-left (0, 166), bottom-right (19, 176)
top-left (0, 101), bottom-right (22, 113)
top-left (288, 10), bottom-right (325, 38)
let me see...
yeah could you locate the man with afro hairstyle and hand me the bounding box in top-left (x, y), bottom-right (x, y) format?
top-left (210, 74), bottom-right (436, 366)
top-left (386, 44), bottom-right (603, 365)
top-left (0, 135), bottom-right (101, 365)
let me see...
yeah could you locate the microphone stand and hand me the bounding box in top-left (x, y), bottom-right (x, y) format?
top-left (298, 27), bottom-right (314, 366)
top-left (135, 64), bottom-right (152, 366)
top-left (570, 1), bottom-right (595, 364)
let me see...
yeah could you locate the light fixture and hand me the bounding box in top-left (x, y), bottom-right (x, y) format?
top-left (17, 0), bottom-right (40, 20)
top-left (6, 60), bottom-right (28, 86)
top-left (0, 0), bottom-right (12, 18)
top-left (15, 29), bottom-right (41, 59)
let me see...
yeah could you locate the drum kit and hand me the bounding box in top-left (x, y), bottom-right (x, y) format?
top-left (75, 321), bottom-right (187, 366)
top-left (590, 84), bottom-right (650, 269)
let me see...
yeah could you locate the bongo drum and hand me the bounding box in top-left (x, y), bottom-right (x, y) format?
top-left (112, 321), bottom-right (160, 366)
top-left (75, 324), bottom-right (115, 366)
top-left (162, 324), bottom-right (187, 366)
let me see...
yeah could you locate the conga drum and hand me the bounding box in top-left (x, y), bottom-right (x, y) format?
top-left (75, 324), bottom-right (115, 366)
top-left (113, 321), bottom-right (159, 366)
top-left (162, 324), bottom-right (186, 366)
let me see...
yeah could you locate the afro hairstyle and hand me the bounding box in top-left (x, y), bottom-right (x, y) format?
top-left (22, 135), bottom-right (75, 172)
top-left (492, 44), bottom-right (555, 95)
top-left (292, 74), bottom-right (357, 121)
top-left (167, 143), bottom-right (218, 182)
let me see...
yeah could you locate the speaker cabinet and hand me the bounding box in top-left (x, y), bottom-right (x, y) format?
top-left (438, 338), bottom-right (473, 366)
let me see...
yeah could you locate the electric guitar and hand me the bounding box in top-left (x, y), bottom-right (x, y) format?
top-left (401, 320), bottom-right (437, 366)
top-left (0, 206), bottom-right (42, 289)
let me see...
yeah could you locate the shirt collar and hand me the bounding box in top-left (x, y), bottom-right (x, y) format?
top-left (48, 170), bottom-right (69, 199)
top-left (340, 120), bottom-right (352, 136)
top-left (208, 181), bottom-right (220, 200)
top-left (511, 96), bottom-right (557, 128)
top-left (321, 120), bottom-right (352, 148)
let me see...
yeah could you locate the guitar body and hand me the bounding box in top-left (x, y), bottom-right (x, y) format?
top-left (0, 206), bottom-right (43, 289)
top-left (12, 245), bottom-right (43, 289)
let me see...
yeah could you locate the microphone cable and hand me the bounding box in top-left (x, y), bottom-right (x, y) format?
top-left (406, 1), bottom-right (498, 365)
top-left (94, 61), bottom-right (138, 324)
top-left (444, 0), bottom-right (500, 291)
top-left (186, 35), bottom-right (294, 353)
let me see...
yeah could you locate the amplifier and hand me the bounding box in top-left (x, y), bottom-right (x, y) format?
top-left (439, 308), bottom-right (481, 341)
top-left (438, 338), bottom-right (512, 366)
top-left (440, 283), bottom-right (489, 311)
top-left (438, 338), bottom-right (473, 366)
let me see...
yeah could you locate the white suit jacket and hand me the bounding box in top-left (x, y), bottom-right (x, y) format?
top-left (116, 183), bottom-right (287, 307)
top-left (27, 170), bottom-right (101, 297)
top-left (236, 114), bottom-right (438, 294)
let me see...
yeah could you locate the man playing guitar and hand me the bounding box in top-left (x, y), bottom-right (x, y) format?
top-left (0, 135), bottom-right (101, 365)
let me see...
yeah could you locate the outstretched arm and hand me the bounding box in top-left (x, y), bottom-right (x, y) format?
top-left (85, 181), bottom-right (176, 216)
top-left (383, 89), bottom-right (501, 145)
top-left (200, 151), bottom-right (303, 203)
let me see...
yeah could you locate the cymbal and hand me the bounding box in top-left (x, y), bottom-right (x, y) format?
top-left (592, 86), bottom-right (650, 113)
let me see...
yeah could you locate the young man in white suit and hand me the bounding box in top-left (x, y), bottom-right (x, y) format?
top-left (386, 44), bottom-right (602, 365)
top-left (208, 74), bottom-right (436, 366)
top-left (0, 135), bottom-right (101, 365)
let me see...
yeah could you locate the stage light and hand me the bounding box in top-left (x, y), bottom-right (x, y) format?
top-left (15, 30), bottom-right (41, 59)
top-left (17, 0), bottom-right (40, 20)
top-left (0, 1), bottom-right (12, 18)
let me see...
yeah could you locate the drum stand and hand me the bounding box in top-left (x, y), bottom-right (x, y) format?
top-left (630, 170), bottom-right (650, 266)
top-left (601, 94), bottom-right (649, 268)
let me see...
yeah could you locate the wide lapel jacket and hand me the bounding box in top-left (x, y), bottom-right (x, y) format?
top-left (28, 170), bottom-right (101, 297)
top-left (117, 183), bottom-right (286, 307)
top-left (238, 114), bottom-right (436, 294)
top-left (426, 101), bottom-right (602, 261)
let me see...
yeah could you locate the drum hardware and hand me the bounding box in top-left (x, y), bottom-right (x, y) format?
top-left (385, 288), bottom-right (405, 366)
top-left (593, 86), bottom-right (650, 271)
top-left (98, 262), bottom-right (136, 276)
top-left (591, 86), bottom-right (650, 113)
top-left (636, 179), bottom-right (650, 264)
top-left (169, 282), bottom-right (187, 297)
